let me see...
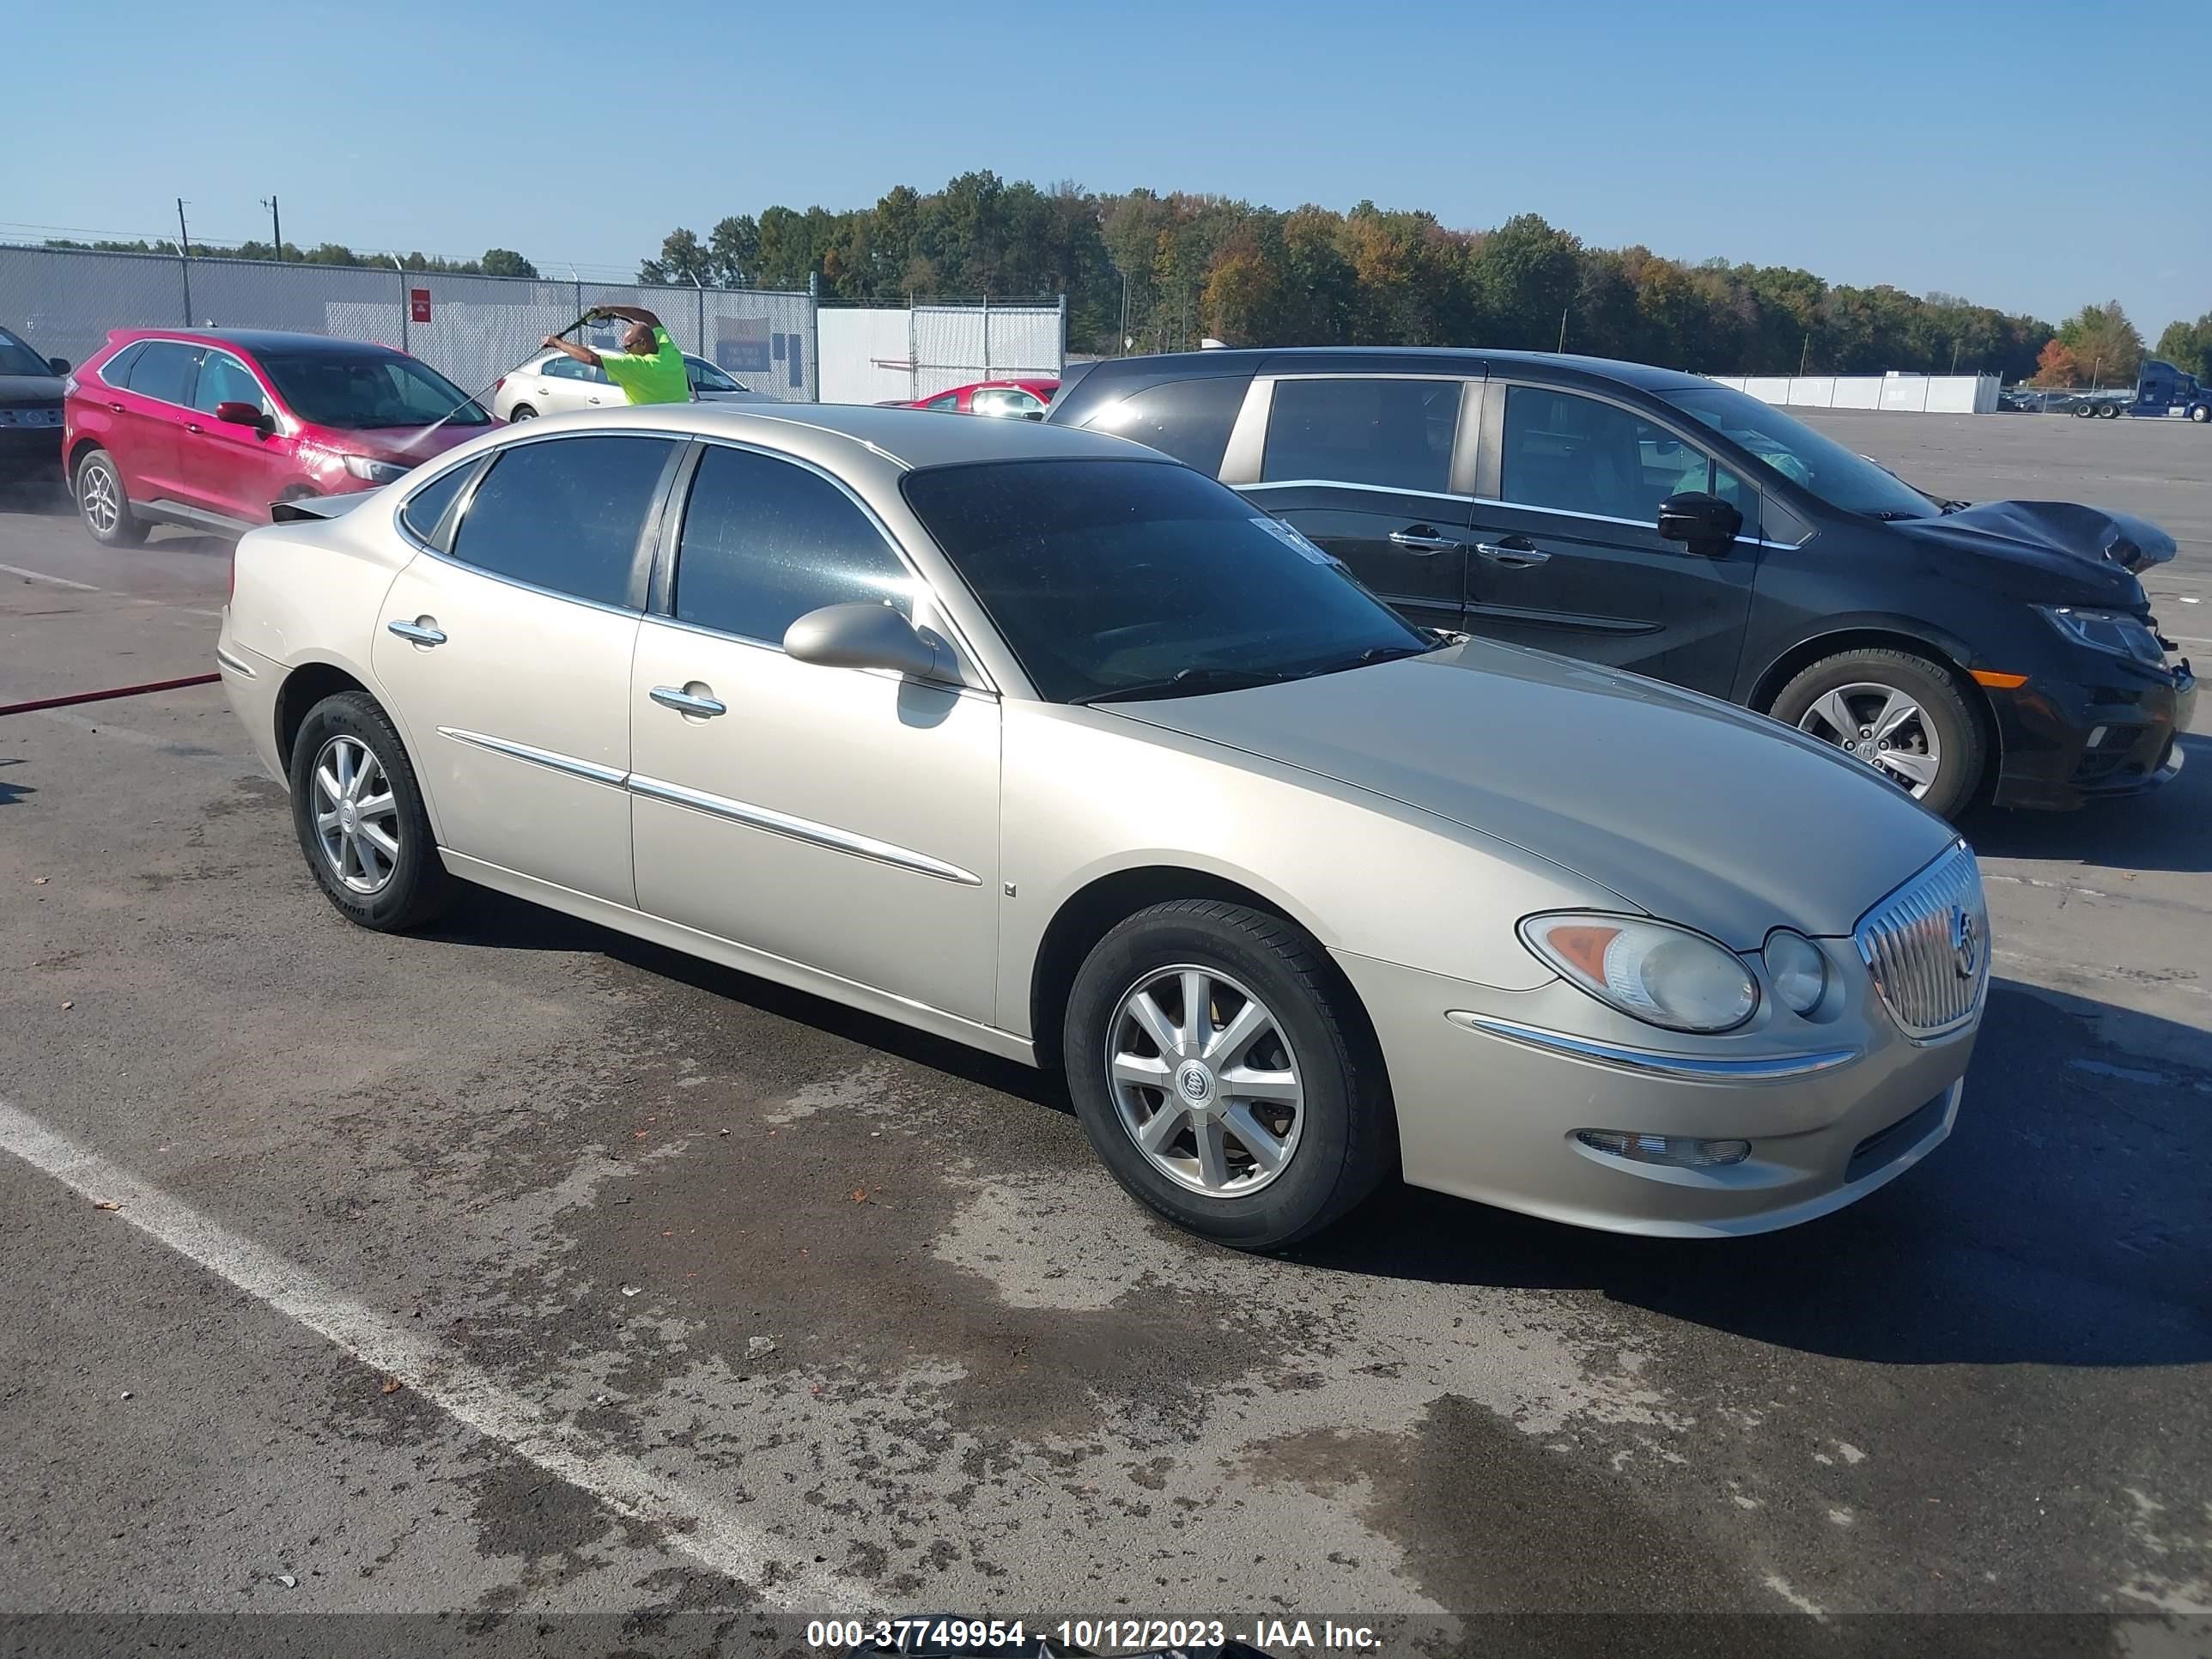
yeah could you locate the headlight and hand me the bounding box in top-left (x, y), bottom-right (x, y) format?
top-left (1762, 929), bottom-right (1829, 1015)
top-left (1519, 913), bottom-right (1759, 1034)
top-left (2038, 605), bottom-right (2164, 666)
top-left (342, 454), bottom-right (409, 484)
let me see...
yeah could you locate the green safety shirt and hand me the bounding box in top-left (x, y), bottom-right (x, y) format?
top-left (598, 326), bottom-right (691, 405)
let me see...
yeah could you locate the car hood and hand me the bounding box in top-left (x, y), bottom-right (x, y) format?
top-left (1107, 641), bottom-right (1958, 949)
top-left (1891, 500), bottom-right (2174, 598)
top-left (0, 372), bottom-right (64, 410)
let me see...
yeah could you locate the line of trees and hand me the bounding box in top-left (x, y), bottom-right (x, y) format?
top-left (39, 237), bottom-right (540, 278)
top-left (634, 172), bottom-right (2081, 380)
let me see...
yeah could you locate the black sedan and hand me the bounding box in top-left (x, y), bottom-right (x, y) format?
top-left (0, 324), bottom-right (67, 487)
top-left (1048, 348), bottom-right (2195, 817)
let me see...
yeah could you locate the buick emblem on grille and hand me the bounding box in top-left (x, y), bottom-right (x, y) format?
top-left (1950, 908), bottom-right (1981, 979)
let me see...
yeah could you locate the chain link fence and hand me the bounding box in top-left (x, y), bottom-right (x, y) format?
top-left (0, 245), bottom-right (817, 401)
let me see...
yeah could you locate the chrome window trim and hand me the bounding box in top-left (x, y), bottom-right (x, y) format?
top-left (103, 337), bottom-right (207, 414)
top-left (437, 727), bottom-right (628, 787)
top-left (392, 455), bottom-right (486, 556)
top-left (415, 543), bottom-right (647, 622)
top-left (629, 773), bottom-right (982, 886)
top-left (1242, 478), bottom-right (1474, 505)
top-left (1464, 494), bottom-right (1787, 550)
top-left (188, 346), bottom-right (278, 422)
top-left (1446, 1012), bottom-right (1860, 1082)
top-left (673, 434), bottom-right (1000, 696)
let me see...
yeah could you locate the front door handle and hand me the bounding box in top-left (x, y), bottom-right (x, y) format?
top-left (386, 617), bottom-right (447, 646)
top-left (1389, 529), bottom-right (1459, 553)
top-left (1475, 541), bottom-right (1551, 568)
top-left (650, 684), bottom-right (727, 719)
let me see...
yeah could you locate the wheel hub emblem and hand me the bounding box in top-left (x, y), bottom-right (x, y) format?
top-left (1951, 908), bottom-right (1980, 979)
top-left (1175, 1060), bottom-right (1215, 1109)
top-left (337, 801), bottom-right (360, 835)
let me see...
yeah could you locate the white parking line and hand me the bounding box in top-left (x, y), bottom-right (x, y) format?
top-left (0, 560), bottom-right (99, 591)
top-left (0, 1098), bottom-right (851, 1608)
top-left (0, 559), bottom-right (221, 617)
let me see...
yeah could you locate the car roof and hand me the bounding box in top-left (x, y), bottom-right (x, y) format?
top-left (110, 327), bottom-right (410, 358)
top-left (1074, 346), bottom-right (1710, 393)
top-left (556, 400), bottom-right (1165, 474)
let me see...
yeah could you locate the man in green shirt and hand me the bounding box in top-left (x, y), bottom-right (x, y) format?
top-left (539, 305), bottom-right (692, 405)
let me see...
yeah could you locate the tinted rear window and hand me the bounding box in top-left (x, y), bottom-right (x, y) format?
top-left (125, 342), bottom-right (200, 406)
top-left (1261, 377), bottom-right (1461, 493)
top-left (449, 435), bottom-right (675, 608)
top-left (1079, 376), bottom-right (1248, 475)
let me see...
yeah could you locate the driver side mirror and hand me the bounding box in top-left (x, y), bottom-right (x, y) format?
top-left (46, 356), bottom-right (70, 376)
top-left (1657, 491), bottom-right (1741, 556)
top-left (215, 400), bottom-right (269, 429)
top-left (783, 602), bottom-right (943, 679)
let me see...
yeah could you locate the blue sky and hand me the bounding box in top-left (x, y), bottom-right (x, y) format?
top-left (9, 0), bottom-right (2209, 337)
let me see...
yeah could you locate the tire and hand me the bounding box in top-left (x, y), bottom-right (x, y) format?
top-left (2190, 404), bottom-right (2209, 424)
top-left (287, 690), bottom-right (453, 932)
top-left (507, 404), bottom-right (538, 421)
top-left (74, 448), bottom-right (146, 546)
top-left (1063, 899), bottom-right (1391, 1249)
top-left (1769, 647), bottom-right (1986, 820)
top-left (2071, 404), bottom-right (2096, 418)
top-left (2098, 403), bottom-right (2120, 419)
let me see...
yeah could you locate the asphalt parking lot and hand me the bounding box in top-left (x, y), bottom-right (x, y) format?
top-left (1, 411), bottom-right (2207, 1649)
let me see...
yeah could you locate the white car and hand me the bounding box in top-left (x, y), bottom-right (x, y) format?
top-left (491, 349), bottom-right (771, 421)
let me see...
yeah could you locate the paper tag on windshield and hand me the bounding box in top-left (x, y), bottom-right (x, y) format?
top-left (1251, 515), bottom-right (1335, 565)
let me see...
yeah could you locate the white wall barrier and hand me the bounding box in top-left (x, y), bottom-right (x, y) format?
top-left (1707, 372), bottom-right (2000, 414)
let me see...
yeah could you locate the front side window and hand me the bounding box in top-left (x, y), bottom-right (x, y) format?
top-left (124, 341), bottom-right (200, 406)
top-left (902, 458), bottom-right (1430, 704)
top-left (1079, 376), bottom-right (1249, 476)
top-left (191, 350), bottom-right (269, 416)
top-left (971, 387), bottom-right (1043, 418)
top-left (673, 446), bottom-right (916, 644)
top-left (926, 392), bottom-right (963, 410)
top-left (1656, 383), bottom-right (1939, 520)
top-left (1501, 386), bottom-right (1726, 523)
top-left (449, 435), bottom-right (675, 607)
top-left (256, 350), bottom-right (489, 429)
top-left (1261, 378), bottom-right (1460, 494)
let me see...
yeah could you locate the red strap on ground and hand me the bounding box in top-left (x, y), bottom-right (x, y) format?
top-left (0, 672), bottom-right (222, 720)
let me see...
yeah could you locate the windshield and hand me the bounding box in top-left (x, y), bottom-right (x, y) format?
top-left (254, 350), bottom-right (489, 430)
top-left (1659, 384), bottom-right (1940, 520)
top-left (687, 356), bottom-right (740, 392)
top-left (902, 459), bottom-right (1430, 704)
top-left (0, 328), bottom-right (51, 379)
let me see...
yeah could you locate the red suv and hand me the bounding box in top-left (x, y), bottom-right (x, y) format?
top-left (63, 329), bottom-right (493, 545)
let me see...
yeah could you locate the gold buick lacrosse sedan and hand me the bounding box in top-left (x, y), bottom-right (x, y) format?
top-left (216, 404), bottom-right (1986, 1248)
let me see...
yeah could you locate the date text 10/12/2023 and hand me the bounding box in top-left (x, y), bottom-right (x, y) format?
top-left (803, 1616), bottom-right (1383, 1653)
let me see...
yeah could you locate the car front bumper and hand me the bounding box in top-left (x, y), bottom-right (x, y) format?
top-left (1988, 658), bottom-right (2196, 811)
top-left (1334, 949), bottom-right (1976, 1237)
top-left (0, 423), bottom-right (63, 481)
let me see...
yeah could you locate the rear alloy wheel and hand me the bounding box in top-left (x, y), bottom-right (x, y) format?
top-left (1065, 900), bottom-right (1389, 1249)
top-left (75, 448), bottom-right (146, 546)
top-left (507, 404), bottom-right (538, 421)
top-left (1771, 648), bottom-right (1984, 819)
top-left (288, 690), bottom-right (452, 932)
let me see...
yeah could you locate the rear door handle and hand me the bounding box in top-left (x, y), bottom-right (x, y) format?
top-left (1475, 541), bottom-right (1551, 568)
top-left (386, 618), bottom-right (447, 646)
top-left (106, 401), bottom-right (125, 412)
top-left (650, 684), bottom-right (727, 718)
top-left (1389, 529), bottom-right (1459, 553)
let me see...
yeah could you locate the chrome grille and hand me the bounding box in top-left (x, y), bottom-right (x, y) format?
top-left (1853, 840), bottom-right (1989, 1039)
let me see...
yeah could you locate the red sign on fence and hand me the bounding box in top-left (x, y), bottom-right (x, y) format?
top-left (409, 289), bottom-right (431, 324)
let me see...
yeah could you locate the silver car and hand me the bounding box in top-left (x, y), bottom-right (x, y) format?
top-left (216, 405), bottom-right (1985, 1248)
top-left (491, 349), bottom-right (771, 420)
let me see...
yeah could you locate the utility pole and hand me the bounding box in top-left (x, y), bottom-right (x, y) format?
top-left (1558, 304), bottom-right (1570, 353)
top-left (392, 255), bottom-right (408, 355)
top-left (176, 198), bottom-right (192, 324)
top-left (1119, 267), bottom-right (1131, 356)
top-left (1799, 331), bottom-right (1811, 376)
top-left (259, 195), bottom-right (282, 260)
top-left (1949, 342), bottom-right (1960, 374)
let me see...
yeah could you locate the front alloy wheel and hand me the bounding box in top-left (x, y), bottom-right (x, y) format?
top-left (1107, 965), bottom-right (1304, 1197)
top-left (1795, 682), bottom-right (1942, 797)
